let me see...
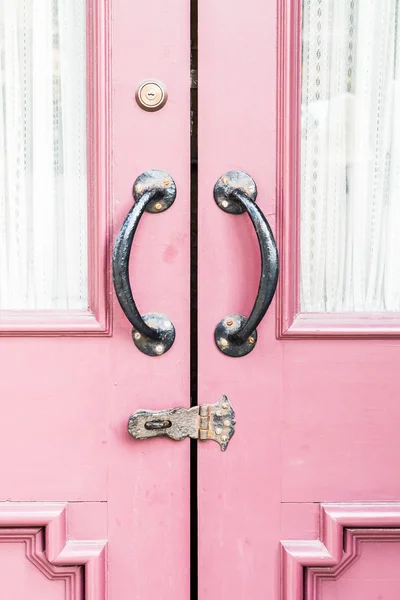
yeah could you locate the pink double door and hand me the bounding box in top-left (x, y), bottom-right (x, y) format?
top-left (1, 0), bottom-right (400, 599)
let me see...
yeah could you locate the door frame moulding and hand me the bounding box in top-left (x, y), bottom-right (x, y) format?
top-left (0, 528), bottom-right (82, 599)
top-left (0, 0), bottom-right (112, 337)
top-left (0, 502), bottom-right (106, 600)
top-left (276, 0), bottom-right (400, 339)
top-left (281, 503), bottom-right (400, 600)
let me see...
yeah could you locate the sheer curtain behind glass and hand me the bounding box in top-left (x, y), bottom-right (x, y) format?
top-left (301, 0), bottom-right (400, 312)
top-left (0, 0), bottom-right (87, 310)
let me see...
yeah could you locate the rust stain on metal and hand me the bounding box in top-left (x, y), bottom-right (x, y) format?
top-left (128, 395), bottom-right (235, 451)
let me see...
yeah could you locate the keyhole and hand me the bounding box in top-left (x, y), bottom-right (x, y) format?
top-left (135, 80), bottom-right (168, 111)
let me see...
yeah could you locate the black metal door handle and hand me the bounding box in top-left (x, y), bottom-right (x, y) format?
top-left (113, 169), bottom-right (176, 356)
top-left (213, 171), bottom-right (279, 357)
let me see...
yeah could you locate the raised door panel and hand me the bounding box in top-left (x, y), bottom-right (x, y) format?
top-left (319, 538), bottom-right (400, 600)
top-left (281, 504), bottom-right (400, 600)
top-left (0, 503), bottom-right (105, 600)
top-left (0, 533), bottom-right (82, 600)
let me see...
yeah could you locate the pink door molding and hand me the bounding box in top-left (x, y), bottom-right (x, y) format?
top-left (198, 0), bottom-right (400, 598)
top-left (281, 504), bottom-right (400, 600)
top-left (0, 0), bottom-right (191, 598)
top-left (0, 503), bottom-right (106, 600)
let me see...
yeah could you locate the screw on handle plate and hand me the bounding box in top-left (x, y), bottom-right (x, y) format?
top-left (128, 395), bottom-right (235, 451)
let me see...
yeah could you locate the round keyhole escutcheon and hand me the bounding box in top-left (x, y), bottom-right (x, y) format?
top-left (135, 79), bottom-right (168, 112)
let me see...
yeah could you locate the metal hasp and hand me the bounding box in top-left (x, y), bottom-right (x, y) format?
top-left (128, 395), bottom-right (235, 451)
top-left (213, 171), bottom-right (279, 357)
top-left (113, 169), bottom-right (176, 356)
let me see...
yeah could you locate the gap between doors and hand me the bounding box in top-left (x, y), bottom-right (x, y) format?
top-left (190, 0), bottom-right (198, 596)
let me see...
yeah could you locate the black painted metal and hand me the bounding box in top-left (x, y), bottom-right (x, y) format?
top-left (214, 170), bottom-right (257, 214)
top-left (214, 314), bottom-right (258, 358)
top-left (113, 169), bottom-right (176, 356)
top-left (131, 312), bottom-right (175, 356)
top-left (214, 171), bottom-right (279, 357)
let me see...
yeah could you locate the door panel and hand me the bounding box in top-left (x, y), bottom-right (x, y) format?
top-left (0, 529), bottom-right (83, 600)
top-left (281, 342), bottom-right (400, 502)
top-left (281, 505), bottom-right (400, 600)
top-left (0, 0), bottom-right (190, 598)
top-left (198, 1), bottom-right (280, 598)
top-left (198, 0), bottom-right (400, 598)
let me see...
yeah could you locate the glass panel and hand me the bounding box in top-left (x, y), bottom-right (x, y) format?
top-left (300, 0), bottom-right (400, 312)
top-left (0, 0), bottom-right (87, 310)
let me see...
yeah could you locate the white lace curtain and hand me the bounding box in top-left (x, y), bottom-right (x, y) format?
top-left (0, 0), bottom-right (87, 310)
top-left (300, 0), bottom-right (400, 312)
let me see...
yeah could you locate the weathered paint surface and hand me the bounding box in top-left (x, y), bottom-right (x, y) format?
top-left (198, 0), bottom-right (400, 598)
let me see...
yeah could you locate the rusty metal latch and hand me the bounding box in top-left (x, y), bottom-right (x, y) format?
top-left (128, 395), bottom-right (235, 451)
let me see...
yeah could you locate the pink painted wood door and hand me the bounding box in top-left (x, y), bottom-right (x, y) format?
top-left (198, 0), bottom-right (400, 599)
top-left (0, 1), bottom-right (190, 599)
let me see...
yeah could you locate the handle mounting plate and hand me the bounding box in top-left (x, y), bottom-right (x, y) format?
top-left (133, 169), bottom-right (176, 213)
top-left (215, 313), bottom-right (258, 358)
top-left (132, 312), bottom-right (175, 356)
top-left (214, 170), bottom-right (257, 214)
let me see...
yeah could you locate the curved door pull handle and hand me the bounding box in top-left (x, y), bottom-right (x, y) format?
top-left (113, 169), bottom-right (176, 356)
top-left (213, 171), bottom-right (279, 357)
